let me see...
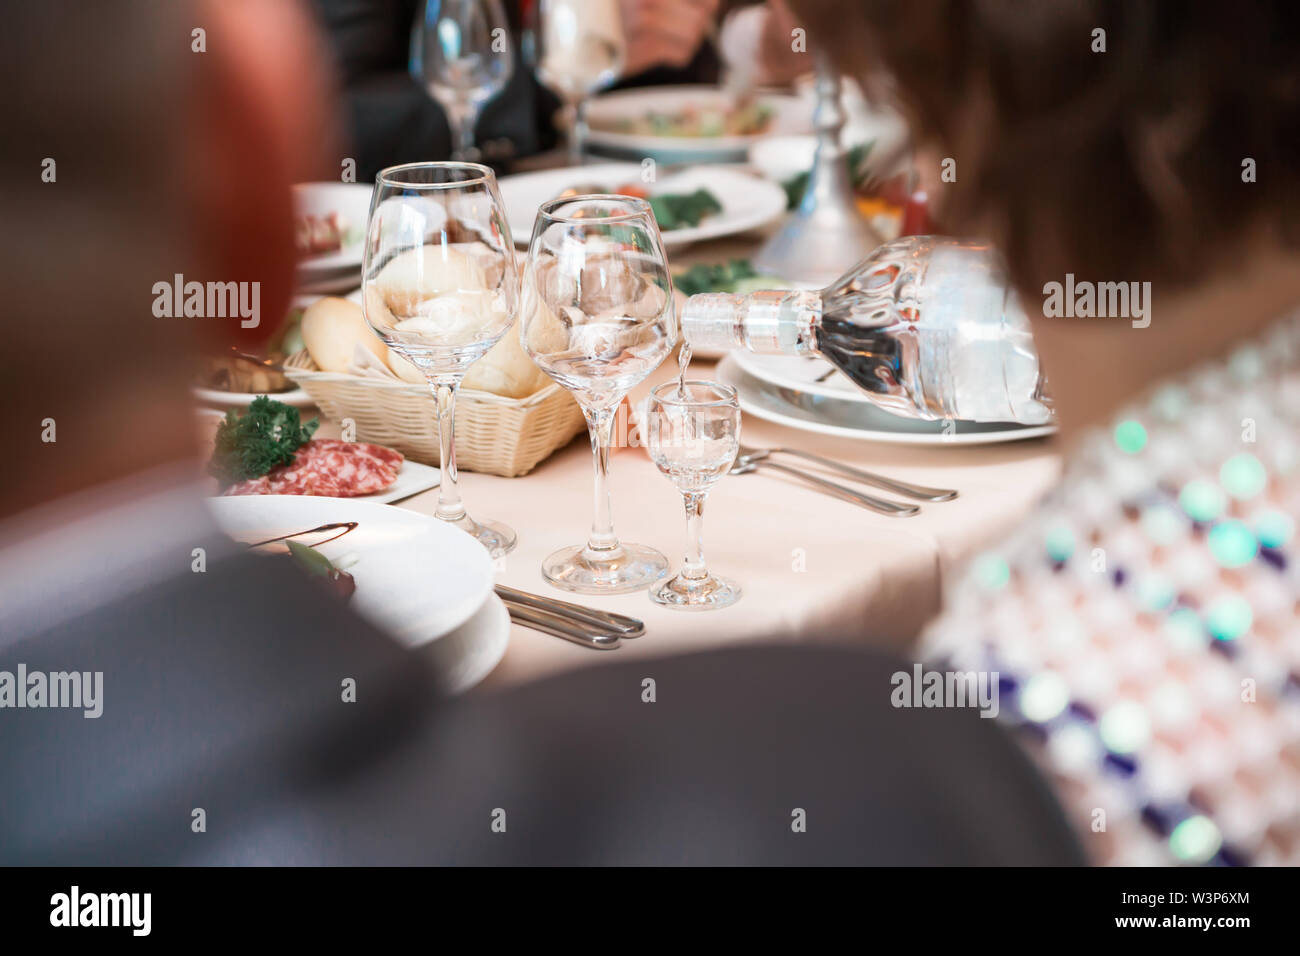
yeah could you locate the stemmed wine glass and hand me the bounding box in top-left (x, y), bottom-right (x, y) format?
top-left (525, 0), bottom-right (625, 163)
top-left (411, 0), bottom-right (514, 161)
top-left (646, 381), bottom-right (743, 609)
top-left (362, 161), bottom-right (518, 557)
top-left (520, 195), bottom-right (676, 592)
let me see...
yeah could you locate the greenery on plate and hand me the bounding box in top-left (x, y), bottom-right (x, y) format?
top-left (673, 258), bottom-right (793, 297)
top-left (782, 142), bottom-right (876, 209)
top-left (209, 396), bottom-right (318, 487)
top-left (648, 188), bottom-right (723, 230)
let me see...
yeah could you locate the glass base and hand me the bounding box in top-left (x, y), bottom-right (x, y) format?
top-left (443, 512), bottom-right (516, 560)
top-left (650, 573), bottom-right (741, 611)
top-left (542, 542), bottom-right (667, 594)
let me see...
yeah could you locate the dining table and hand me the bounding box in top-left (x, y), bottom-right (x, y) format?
top-left (359, 221), bottom-right (1064, 690)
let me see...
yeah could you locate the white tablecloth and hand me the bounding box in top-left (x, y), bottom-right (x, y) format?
top-left (391, 357), bottom-right (1060, 689)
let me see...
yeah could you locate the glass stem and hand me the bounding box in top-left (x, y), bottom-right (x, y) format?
top-left (680, 492), bottom-right (708, 581)
top-left (584, 406), bottom-right (620, 556)
top-left (431, 380), bottom-right (467, 523)
top-left (449, 101), bottom-right (479, 162)
top-left (569, 96), bottom-right (588, 165)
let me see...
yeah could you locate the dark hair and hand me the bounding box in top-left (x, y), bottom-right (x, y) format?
top-left (791, 0), bottom-right (1300, 293)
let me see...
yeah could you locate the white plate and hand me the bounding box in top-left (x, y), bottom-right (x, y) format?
top-left (754, 77), bottom-right (908, 181)
top-left (296, 270), bottom-right (363, 294)
top-left (499, 163), bottom-right (786, 249)
top-left (718, 354), bottom-right (1055, 446)
top-left (584, 85), bottom-right (810, 163)
top-left (308, 459), bottom-right (440, 505)
top-left (731, 351), bottom-right (881, 405)
top-left (196, 410), bottom-right (441, 504)
top-left (748, 121), bottom-right (907, 185)
top-left (293, 182), bottom-right (373, 273)
top-left (208, 459), bottom-right (440, 505)
top-left (420, 593), bottom-right (511, 695)
top-left (192, 386), bottom-right (315, 410)
top-left (191, 292), bottom-right (320, 409)
top-left (208, 495), bottom-right (491, 648)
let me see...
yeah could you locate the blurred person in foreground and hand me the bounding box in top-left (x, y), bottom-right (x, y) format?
top-left (0, 0), bottom-right (1080, 865)
top-left (787, 0), bottom-right (1300, 864)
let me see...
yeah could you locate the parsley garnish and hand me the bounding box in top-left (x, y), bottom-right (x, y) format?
top-left (208, 396), bottom-right (318, 487)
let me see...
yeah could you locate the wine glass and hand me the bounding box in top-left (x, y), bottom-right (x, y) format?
top-left (362, 161), bottom-right (518, 557)
top-left (411, 0), bottom-right (514, 161)
top-left (520, 195), bottom-right (676, 592)
top-left (645, 381), bottom-right (742, 610)
top-left (525, 0), bottom-right (625, 163)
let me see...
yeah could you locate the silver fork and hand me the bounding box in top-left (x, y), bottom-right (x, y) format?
top-left (737, 445), bottom-right (957, 502)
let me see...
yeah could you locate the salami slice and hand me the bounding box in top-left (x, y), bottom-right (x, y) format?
top-left (222, 439), bottom-right (403, 497)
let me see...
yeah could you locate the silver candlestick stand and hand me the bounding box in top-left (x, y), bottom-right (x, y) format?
top-left (752, 53), bottom-right (882, 285)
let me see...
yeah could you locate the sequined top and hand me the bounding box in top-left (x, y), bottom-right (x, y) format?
top-left (920, 312), bottom-right (1300, 866)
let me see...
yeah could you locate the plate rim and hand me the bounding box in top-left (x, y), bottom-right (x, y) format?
top-left (498, 162), bottom-right (787, 248)
top-left (206, 493), bottom-right (493, 643)
top-left (718, 354), bottom-right (1056, 446)
top-left (583, 84), bottom-right (808, 154)
top-left (292, 181), bottom-right (373, 272)
top-left (424, 593), bottom-right (511, 695)
top-left (195, 409), bottom-right (442, 503)
top-left (731, 349), bottom-right (881, 405)
top-left (192, 385), bottom-right (315, 409)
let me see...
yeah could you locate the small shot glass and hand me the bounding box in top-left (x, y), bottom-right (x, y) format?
top-left (645, 380), bottom-right (742, 610)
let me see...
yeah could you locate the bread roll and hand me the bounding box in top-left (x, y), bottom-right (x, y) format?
top-left (371, 245), bottom-right (487, 316)
top-left (301, 297), bottom-right (389, 373)
top-left (387, 347), bottom-right (429, 385)
top-left (374, 244), bottom-right (551, 398)
top-left (520, 292), bottom-right (571, 360)
top-left (387, 327), bottom-right (552, 399)
top-left (464, 327), bottom-right (552, 398)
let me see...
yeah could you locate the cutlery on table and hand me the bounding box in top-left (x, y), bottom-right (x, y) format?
top-left (729, 459), bottom-right (921, 516)
top-left (736, 445), bottom-right (957, 501)
top-left (495, 585), bottom-right (644, 650)
top-left (503, 601), bottom-right (624, 650)
top-left (495, 585), bottom-right (643, 636)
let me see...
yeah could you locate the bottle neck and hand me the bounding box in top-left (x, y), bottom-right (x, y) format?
top-left (680, 289), bottom-right (822, 354)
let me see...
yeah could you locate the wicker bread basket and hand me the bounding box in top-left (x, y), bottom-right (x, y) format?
top-left (283, 350), bottom-right (585, 477)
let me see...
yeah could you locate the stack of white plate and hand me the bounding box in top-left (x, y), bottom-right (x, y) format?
top-left (208, 496), bottom-right (508, 694)
top-left (717, 352), bottom-right (1056, 446)
top-left (498, 162), bottom-right (787, 250)
top-left (294, 182), bottom-right (373, 294)
top-left (583, 85), bottom-right (811, 164)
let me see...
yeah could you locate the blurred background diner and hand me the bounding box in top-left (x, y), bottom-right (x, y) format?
top-left (311, 0), bottom-right (808, 176)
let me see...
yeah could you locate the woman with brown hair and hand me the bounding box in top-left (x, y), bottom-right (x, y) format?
top-left (787, 0), bottom-right (1300, 864)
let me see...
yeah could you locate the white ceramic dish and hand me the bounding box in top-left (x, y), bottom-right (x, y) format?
top-left (193, 385), bottom-right (315, 410)
top-left (196, 409), bottom-right (441, 504)
top-left (717, 354), bottom-right (1055, 445)
top-left (295, 270), bottom-right (364, 294)
top-left (192, 292), bottom-right (319, 409)
top-left (207, 495), bottom-right (491, 648)
top-left (293, 182), bottom-right (373, 273)
top-left (420, 592), bottom-right (511, 694)
top-left (583, 85), bottom-right (810, 163)
top-left (730, 351), bottom-right (881, 405)
top-left (759, 76), bottom-right (909, 178)
top-left (499, 162), bottom-right (786, 249)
